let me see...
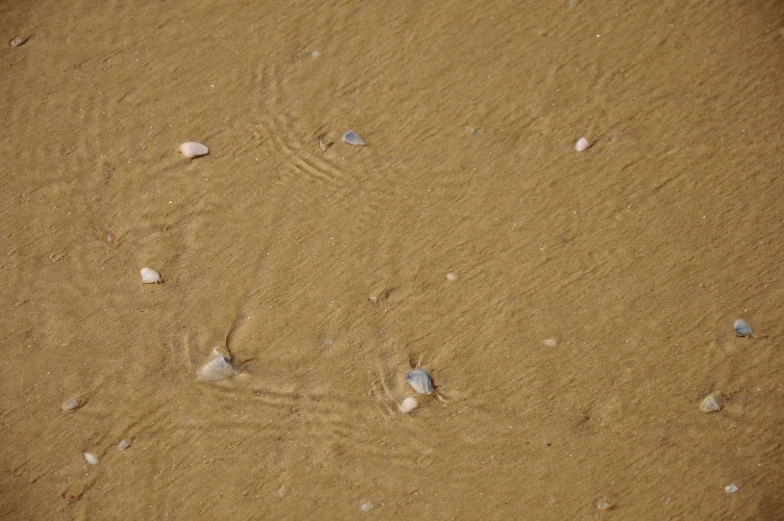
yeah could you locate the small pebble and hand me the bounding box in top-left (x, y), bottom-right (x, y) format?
top-left (575, 137), bottom-right (590, 152)
top-left (342, 130), bottom-right (366, 146)
top-left (83, 452), bottom-right (99, 465)
top-left (140, 267), bottom-right (161, 284)
top-left (61, 398), bottom-right (80, 412)
top-left (725, 484), bottom-right (739, 494)
top-left (445, 273), bottom-right (458, 281)
top-left (700, 394), bottom-right (722, 413)
top-left (117, 440), bottom-right (131, 451)
top-left (733, 319), bottom-right (752, 337)
top-left (179, 141), bottom-right (209, 158)
top-left (597, 500), bottom-right (611, 510)
top-left (361, 501), bottom-right (373, 512)
top-left (406, 369), bottom-right (433, 395)
top-left (398, 397), bottom-right (418, 413)
top-left (9, 36), bottom-right (27, 48)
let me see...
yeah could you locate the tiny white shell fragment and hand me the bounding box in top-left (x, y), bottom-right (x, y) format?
top-left (700, 395), bottom-right (722, 413)
top-left (725, 484), bottom-right (739, 494)
top-left (341, 130), bottom-right (366, 146)
top-left (9, 36), bottom-right (27, 48)
top-left (445, 273), bottom-right (458, 281)
top-left (575, 137), bottom-right (590, 152)
top-left (83, 452), bottom-right (99, 465)
top-left (117, 440), bottom-right (131, 451)
top-left (543, 338), bottom-right (558, 347)
top-left (140, 267), bottom-right (161, 284)
top-left (398, 397), bottom-right (418, 413)
top-left (179, 141), bottom-right (209, 158)
top-left (361, 501), bottom-right (373, 512)
top-left (406, 369), bottom-right (433, 395)
top-left (197, 347), bottom-right (237, 381)
top-left (597, 500), bottom-right (610, 510)
top-left (61, 398), bottom-right (80, 412)
top-left (734, 319), bottom-right (752, 337)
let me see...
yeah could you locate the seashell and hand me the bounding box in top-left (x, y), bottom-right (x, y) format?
top-left (83, 452), bottom-right (99, 465)
top-left (361, 501), bottom-right (373, 512)
top-left (341, 130), bottom-right (366, 146)
top-left (700, 394), bottom-right (722, 413)
top-left (724, 484), bottom-right (739, 494)
top-left (543, 338), bottom-right (558, 347)
top-left (445, 273), bottom-right (458, 281)
top-left (596, 501), bottom-right (611, 510)
top-left (9, 36), bottom-right (28, 48)
top-left (179, 141), bottom-right (209, 158)
top-left (197, 347), bottom-right (237, 381)
top-left (117, 440), bottom-right (131, 451)
top-left (406, 369), bottom-right (433, 395)
top-left (733, 319), bottom-right (752, 337)
top-left (61, 398), bottom-right (80, 412)
top-left (575, 137), bottom-right (590, 152)
top-left (106, 231), bottom-right (116, 244)
top-left (140, 267), bottom-right (161, 284)
top-left (398, 397), bottom-right (418, 413)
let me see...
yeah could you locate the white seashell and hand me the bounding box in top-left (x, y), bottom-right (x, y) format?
top-left (734, 319), bottom-right (752, 337)
top-left (700, 395), bottom-right (722, 413)
top-left (406, 369), bottom-right (433, 395)
top-left (724, 484), bottom-right (739, 494)
top-left (398, 397), bottom-right (418, 413)
top-left (9, 36), bottom-right (28, 48)
top-left (197, 347), bottom-right (237, 381)
top-left (543, 338), bottom-right (558, 347)
top-left (596, 501), bottom-right (611, 510)
top-left (575, 137), bottom-right (590, 152)
top-left (179, 141), bottom-right (209, 158)
top-left (140, 267), bottom-right (161, 284)
top-left (83, 452), bottom-right (99, 465)
top-left (117, 440), bottom-right (131, 451)
top-left (445, 273), bottom-right (458, 281)
top-left (361, 501), bottom-right (373, 512)
top-left (61, 398), bottom-right (80, 412)
top-left (341, 130), bottom-right (366, 146)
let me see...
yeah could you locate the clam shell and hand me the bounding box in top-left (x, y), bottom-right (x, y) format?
top-left (406, 369), bottom-right (433, 395)
top-left (575, 137), bottom-right (590, 152)
top-left (179, 141), bottom-right (209, 158)
top-left (197, 348), bottom-right (236, 381)
top-left (733, 319), bottom-right (752, 337)
top-left (117, 439), bottom-right (131, 451)
top-left (341, 130), bottom-right (366, 146)
top-left (398, 397), bottom-right (418, 413)
top-left (140, 267), bottom-right (161, 284)
top-left (700, 394), bottom-right (722, 413)
top-left (83, 452), bottom-right (99, 465)
top-left (61, 398), bottom-right (80, 412)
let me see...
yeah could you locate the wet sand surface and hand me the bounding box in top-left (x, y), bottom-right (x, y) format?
top-left (2, 1), bottom-right (784, 519)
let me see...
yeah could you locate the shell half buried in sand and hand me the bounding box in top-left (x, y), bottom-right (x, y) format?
top-left (341, 130), bottom-right (366, 146)
top-left (197, 347), bottom-right (237, 381)
top-left (406, 369), bottom-right (433, 395)
top-left (179, 141), bottom-right (209, 158)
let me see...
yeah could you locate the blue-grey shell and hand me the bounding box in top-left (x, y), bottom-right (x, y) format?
top-left (734, 319), bottom-right (752, 337)
top-left (341, 130), bottom-right (366, 146)
top-left (406, 369), bottom-right (433, 395)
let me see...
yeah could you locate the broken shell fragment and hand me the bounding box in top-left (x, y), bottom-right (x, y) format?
top-left (341, 130), bottom-right (366, 146)
top-left (734, 319), bottom-right (752, 337)
top-left (406, 369), bottom-right (433, 395)
top-left (83, 452), bottom-right (99, 465)
top-left (700, 394), bottom-right (722, 413)
top-left (179, 141), bottom-right (209, 158)
top-left (61, 398), bottom-right (80, 412)
top-left (575, 137), bottom-right (590, 152)
top-left (9, 36), bottom-right (28, 48)
top-left (197, 347), bottom-right (237, 381)
top-left (398, 397), bottom-right (418, 413)
top-left (140, 267), bottom-right (161, 284)
top-left (725, 484), bottom-right (739, 494)
top-left (117, 440), bottom-right (131, 451)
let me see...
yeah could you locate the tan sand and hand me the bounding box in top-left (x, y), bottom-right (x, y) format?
top-left (1, 0), bottom-right (783, 519)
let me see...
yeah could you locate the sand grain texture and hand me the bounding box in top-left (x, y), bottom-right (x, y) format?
top-left (2, 0), bottom-right (783, 519)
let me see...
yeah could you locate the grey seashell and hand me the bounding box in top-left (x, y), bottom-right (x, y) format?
top-left (197, 347), bottom-right (236, 381)
top-left (725, 484), bottom-right (739, 494)
top-left (406, 369), bottom-right (433, 395)
top-left (9, 36), bottom-right (28, 48)
top-left (341, 130), bottom-right (366, 146)
top-left (117, 439), bottom-right (131, 451)
top-left (700, 394), bottom-right (721, 413)
top-left (734, 319), bottom-right (752, 337)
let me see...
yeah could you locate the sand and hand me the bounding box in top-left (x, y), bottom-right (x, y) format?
top-left (2, 0), bottom-right (783, 519)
